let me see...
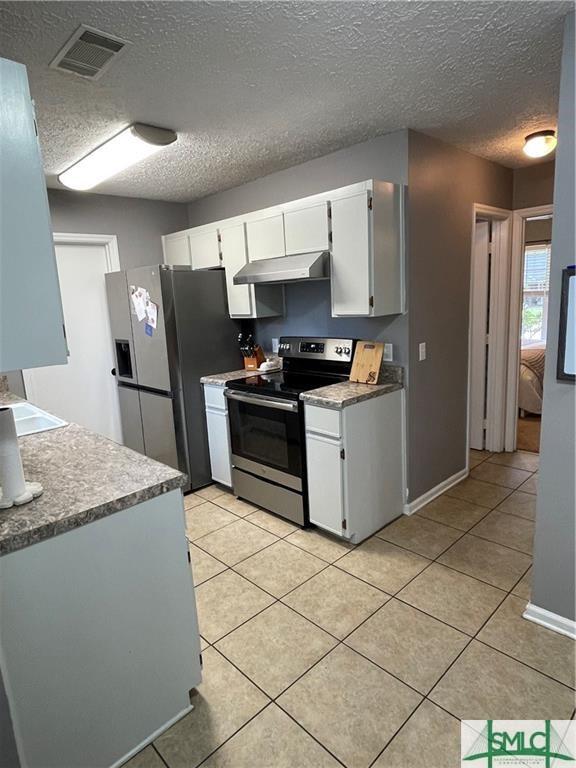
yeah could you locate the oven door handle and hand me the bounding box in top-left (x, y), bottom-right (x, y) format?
top-left (224, 389), bottom-right (299, 412)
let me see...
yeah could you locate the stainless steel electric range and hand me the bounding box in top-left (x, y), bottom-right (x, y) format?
top-left (225, 336), bottom-right (356, 526)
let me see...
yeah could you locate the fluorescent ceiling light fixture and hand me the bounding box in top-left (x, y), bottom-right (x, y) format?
top-left (58, 123), bottom-right (177, 190)
top-left (523, 130), bottom-right (557, 159)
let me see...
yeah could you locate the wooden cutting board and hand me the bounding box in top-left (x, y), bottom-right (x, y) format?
top-left (349, 341), bottom-right (384, 384)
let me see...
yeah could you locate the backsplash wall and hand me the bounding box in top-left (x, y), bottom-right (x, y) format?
top-left (254, 280), bottom-right (407, 364)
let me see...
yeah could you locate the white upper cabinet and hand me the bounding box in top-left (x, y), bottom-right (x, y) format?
top-left (0, 58), bottom-right (67, 372)
top-left (188, 229), bottom-right (221, 270)
top-left (245, 212), bottom-right (285, 261)
top-left (284, 201), bottom-right (330, 255)
top-left (331, 192), bottom-right (372, 316)
top-left (163, 179), bottom-right (403, 320)
top-left (331, 181), bottom-right (404, 318)
top-left (220, 224), bottom-right (252, 317)
top-left (162, 232), bottom-right (191, 266)
top-left (220, 223), bottom-right (284, 319)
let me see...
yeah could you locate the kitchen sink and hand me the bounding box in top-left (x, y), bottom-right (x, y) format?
top-left (8, 402), bottom-right (67, 437)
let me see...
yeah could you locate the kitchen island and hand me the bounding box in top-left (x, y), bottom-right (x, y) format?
top-left (0, 391), bottom-right (201, 768)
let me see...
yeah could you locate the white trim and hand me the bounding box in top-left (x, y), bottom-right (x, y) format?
top-left (467, 205), bottom-right (513, 456)
top-left (504, 204), bottom-right (553, 451)
top-left (523, 602), bottom-right (576, 640)
top-left (53, 232), bottom-right (121, 273)
top-left (110, 704), bottom-right (193, 768)
top-left (403, 466), bottom-right (468, 515)
top-left (485, 215), bottom-right (512, 452)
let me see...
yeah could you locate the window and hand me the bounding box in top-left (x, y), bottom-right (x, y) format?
top-left (521, 242), bottom-right (551, 345)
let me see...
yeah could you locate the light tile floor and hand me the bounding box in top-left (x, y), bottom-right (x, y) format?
top-left (125, 449), bottom-right (575, 768)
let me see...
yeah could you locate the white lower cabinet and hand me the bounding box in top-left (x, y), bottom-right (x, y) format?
top-left (305, 389), bottom-right (404, 542)
top-left (203, 384), bottom-right (232, 486)
top-left (306, 432), bottom-right (346, 537)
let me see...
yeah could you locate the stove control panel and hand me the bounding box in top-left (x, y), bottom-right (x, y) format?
top-left (279, 337), bottom-right (356, 363)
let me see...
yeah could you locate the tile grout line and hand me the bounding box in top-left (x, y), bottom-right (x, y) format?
top-left (187, 470), bottom-right (551, 765)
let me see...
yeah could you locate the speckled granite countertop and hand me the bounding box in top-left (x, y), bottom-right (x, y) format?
top-left (300, 381), bottom-right (402, 408)
top-left (300, 363), bottom-right (404, 409)
top-left (201, 357), bottom-right (281, 386)
top-left (0, 394), bottom-right (186, 556)
top-left (201, 362), bottom-right (404, 409)
top-left (201, 368), bottom-right (263, 386)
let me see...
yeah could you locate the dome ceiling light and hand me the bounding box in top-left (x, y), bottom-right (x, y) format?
top-left (523, 130), bottom-right (557, 159)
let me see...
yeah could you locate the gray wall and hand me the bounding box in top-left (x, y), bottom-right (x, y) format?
top-left (532, 13), bottom-right (575, 622)
top-left (48, 190), bottom-right (189, 270)
top-left (188, 131), bottom-right (408, 226)
top-left (513, 160), bottom-right (555, 209)
top-left (407, 131), bottom-right (513, 500)
top-left (0, 668), bottom-right (20, 768)
top-left (187, 130), bottom-right (410, 364)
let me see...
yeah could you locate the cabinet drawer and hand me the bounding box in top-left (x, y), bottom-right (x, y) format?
top-left (203, 384), bottom-right (227, 411)
top-left (305, 405), bottom-right (341, 438)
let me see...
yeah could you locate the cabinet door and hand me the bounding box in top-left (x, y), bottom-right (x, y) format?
top-left (220, 224), bottom-right (253, 317)
top-left (284, 202), bottom-right (330, 255)
top-left (331, 192), bottom-right (372, 316)
top-left (306, 432), bottom-right (345, 537)
top-left (245, 213), bottom-right (285, 261)
top-left (163, 233), bottom-right (191, 266)
top-left (189, 229), bottom-right (221, 270)
top-left (205, 406), bottom-right (232, 486)
top-left (0, 58), bottom-right (67, 371)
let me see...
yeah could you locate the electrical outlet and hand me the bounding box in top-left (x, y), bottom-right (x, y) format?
top-left (419, 342), bottom-right (427, 361)
top-left (271, 338), bottom-right (279, 353)
top-left (383, 343), bottom-right (393, 362)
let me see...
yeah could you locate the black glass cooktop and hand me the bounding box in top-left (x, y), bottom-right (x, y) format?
top-left (226, 370), bottom-right (346, 401)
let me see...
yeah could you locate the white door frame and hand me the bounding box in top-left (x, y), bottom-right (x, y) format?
top-left (468, 204), bottom-right (513, 456)
top-left (53, 232), bottom-right (121, 272)
top-left (24, 233), bottom-right (122, 435)
top-left (504, 204), bottom-right (554, 451)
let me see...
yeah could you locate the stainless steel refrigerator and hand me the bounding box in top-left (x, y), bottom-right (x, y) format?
top-left (105, 265), bottom-right (242, 491)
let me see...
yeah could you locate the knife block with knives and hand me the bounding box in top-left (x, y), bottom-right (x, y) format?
top-left (238, 333), bottom-right (266, 370)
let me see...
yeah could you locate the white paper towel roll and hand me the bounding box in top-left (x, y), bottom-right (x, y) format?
top-left (0, 407), bottom-right (38, 508)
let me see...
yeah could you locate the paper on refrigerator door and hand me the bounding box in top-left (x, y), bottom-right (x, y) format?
top-left (130, 286), bottom-right (147, 322)
top-left (145, 299), bottom-right (158, 329)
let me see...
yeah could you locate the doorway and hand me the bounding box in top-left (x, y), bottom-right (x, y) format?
top-left (23, 234), bottom-right (123, 442)
top-left (505, 205), bottom-right (554, 452)
top-left (468, 205), bottom-right (512, 454)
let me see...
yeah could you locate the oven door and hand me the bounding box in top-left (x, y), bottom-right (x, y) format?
top-left (225, 390), bottom-right (303, 491)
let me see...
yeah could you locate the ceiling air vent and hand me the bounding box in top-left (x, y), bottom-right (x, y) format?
top-left (50, 25), bottom-right (130, 80)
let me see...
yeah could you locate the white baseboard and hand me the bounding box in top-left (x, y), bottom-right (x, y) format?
top-left (403, 467), bottom-right (468, 516)
top-left (523, 602), bottom-right (576, 640)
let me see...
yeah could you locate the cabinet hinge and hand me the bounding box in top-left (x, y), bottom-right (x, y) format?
top-left (369, 295), bottom-right (374, 308)
top-left (340, 448), bottom-right (345, 460)
top-left (342, 519), bottom-right (347, 530)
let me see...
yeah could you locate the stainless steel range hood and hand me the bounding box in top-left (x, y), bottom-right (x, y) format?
top-left (233, 251), bottom-right (330, 285)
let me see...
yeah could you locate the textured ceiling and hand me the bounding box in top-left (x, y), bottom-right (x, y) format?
top-left (0, 1), bottom-right (570, 202)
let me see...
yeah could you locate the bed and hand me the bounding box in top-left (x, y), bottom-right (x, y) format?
top-left (519, 344), bottom-right (545, 415)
